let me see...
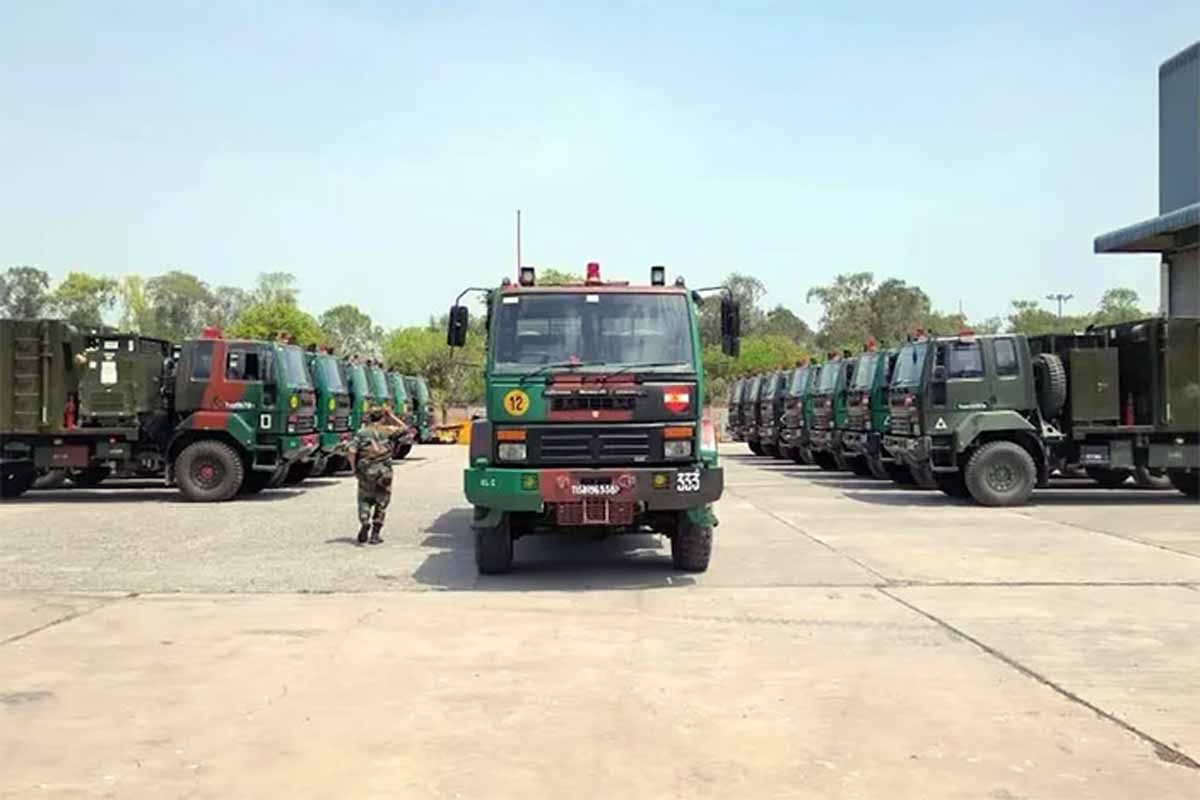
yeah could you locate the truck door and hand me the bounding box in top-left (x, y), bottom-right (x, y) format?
top-left (988, 337), bottom-right (1025, 411)
top-left (929, 339), bottom-right (988, 428)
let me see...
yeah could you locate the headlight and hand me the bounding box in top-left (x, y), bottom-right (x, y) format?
top-left (497, 443), bottom-right (527, 461)
top-left (664, 440), bottom-right (692, 459)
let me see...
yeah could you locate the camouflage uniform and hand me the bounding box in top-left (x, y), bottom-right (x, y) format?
top-left (349, 417), bottom-right (400, 544)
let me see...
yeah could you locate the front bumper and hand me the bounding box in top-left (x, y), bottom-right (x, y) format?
top-left (320, 431), bottom-right (353, 457)
top-left (883, 434), bottom-right (930, 466)
top-left (464, 464), bottom-right (724, 514)
top-left (841, 429), bottom-right (868, 455)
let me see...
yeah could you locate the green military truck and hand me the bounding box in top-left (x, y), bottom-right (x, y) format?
top-left (737, 376), bottom-right (761, 453)
top-left (448, 262), bottom-right (737, 574)
top-left (386, 371), bottom-right (416, 459)
top-left (1, 321), bottom-right (317, 500)
top-left (808, 355), bottom-right (856, 471)
top-left (778, 362), bottom-right (814, 464)
top-left (756, 371), bottom-right (788, 458)
top-left (300, 347), bottom-right (353, 481)
top-left (724, 378), bottom-right (744, 443)
top-left (839, 345), bottom-right (896, 480)
top-left (883, 321), bottom-right (1199, 505)
top-left (403, 375), bottom-right (435, 442)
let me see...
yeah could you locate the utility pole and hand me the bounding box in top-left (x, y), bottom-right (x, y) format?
top-left (1045, 292), bottom-right (1074, 321)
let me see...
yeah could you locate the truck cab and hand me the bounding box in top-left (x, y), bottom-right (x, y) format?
top-left (778, 364), bottom-right (812, 464)
top-left (386, 371), bottom-right (416, 459)
top-left (741, 376), bottom-right (764, 454)
top-left (449, 263), bottom-right (738, 574)
top-left (167, 332), bottom-right (319, 501)
top-left (403, 375), bottom-right (434, 442)
top-left (839, 346), bottom-right (896, 479)
top-left (757, 371), bottom-right (786, 458)
top-left (809, 355), bottom-right (855, 470)
top-left (304, 348), bottom-right (353, 478)
top-left (725, 378), bottom-right (744, 442)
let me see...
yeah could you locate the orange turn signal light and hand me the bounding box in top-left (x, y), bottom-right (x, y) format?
top-left (496, 429), bottom-right (526, 442)
top-left (663, 426), bottom-right (694, 440)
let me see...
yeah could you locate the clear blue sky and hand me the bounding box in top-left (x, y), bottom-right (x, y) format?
top-left (2, 2), bottom-right (1196, 328)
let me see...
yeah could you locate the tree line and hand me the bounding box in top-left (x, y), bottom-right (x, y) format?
top-left (1, 264), bottom-right (1151, 410)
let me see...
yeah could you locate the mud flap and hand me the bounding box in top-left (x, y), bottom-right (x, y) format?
top-left (686, 504), bottom-right (718, 528)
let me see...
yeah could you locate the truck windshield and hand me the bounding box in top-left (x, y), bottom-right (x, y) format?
top-left (893, 343), bottom-right (927, 386)
top-left (390, 376), bottom-right (408, 403)
top-left (789, 367), bottom-right (809, 394)
top-left (317, 356), bottom-right (345, 392)
top-left (413, 377), bottom-right (431, 402)
top-left (852, 354), bottom-right (878, 389)
top-left (763, 374), bottom-right (779, 399)
top-left (818, 362), bottom-right (840, 392)
top-left (348, 364), bottom-right (369, 397)
top-left (368, 369), bottom-right (389, 399)
top-left (492, 292), bottom-right (694, 373)
top-left (279, 346), bottom-right (313, 389)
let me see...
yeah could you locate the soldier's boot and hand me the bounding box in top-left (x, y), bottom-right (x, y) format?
top-left (357, 523), bottom-right (370, 544)
top-left (369, 524), bottom-right (383, 545)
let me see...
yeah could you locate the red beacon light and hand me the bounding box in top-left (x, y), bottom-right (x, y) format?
top-left (958, 328), bottom-right (976, 339)
top-left (200, 326), bottom-right (223, 339)
top-left (585, 262), bottom-right (602, 284)
top-left (865, 338), bottom-right (878, 352)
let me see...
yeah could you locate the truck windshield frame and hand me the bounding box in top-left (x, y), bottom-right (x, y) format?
top-left (491, 292), bottom-right (695, 375)
top-left (852, 354), bottom-right (878, 389)
top-left (893, 343), bottom-right (927, 387)
top-left (317, 356), bottom-right (346, 392)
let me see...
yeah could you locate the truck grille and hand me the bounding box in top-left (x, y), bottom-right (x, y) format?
top-left (526, 425), bottom-right (663, 465)
top-left (889, 409), bottom-right (911, 435)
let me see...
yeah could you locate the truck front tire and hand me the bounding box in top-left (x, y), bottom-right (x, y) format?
top-left (475, 515), bottom-right (514, 574)
top-left (175, 441), bottom-right (245, 502)
top-left (965, 441), bottom-right (1036, 507)
top-left (672, 514), bottom-right (712, 572)
top-left (1168, 471), bottom-right (1199, 498)
top-left (1, 463), bottom-right (35, 498)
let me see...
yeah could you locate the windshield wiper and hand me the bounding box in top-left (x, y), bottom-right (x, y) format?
top-left (517, 360), bottom-right (602, 385)
top-left (599, 362), bottom-right (694, 382)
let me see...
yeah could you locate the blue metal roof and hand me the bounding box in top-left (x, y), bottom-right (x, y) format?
top-left (1094, 202), bottom-right (1200, 253)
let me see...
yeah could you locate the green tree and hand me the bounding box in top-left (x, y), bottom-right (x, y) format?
top-left (759, 304), bottom-right (814, 344)
top-left (50, 271), bottom-right (118, 327)
top-left (807, 272), bottom-right (877, 348)
top-left (320, 304), bottom-right (382, 357)
top-left (228, 301), bottom-right (322, 345)
top-left (254, 271), bottom-right (299, 306)
top-left (118, 275), bottom-right (155, 332)
top-left (383, 325), bottom-right (485, 417)
top-left (538, 268), bottom-right (582, 285)
top-left (145, 271), bottom-right (216, 341)
top-left (1093, 288), bottom-right (1146, 326)
top-left (209, 287), bottom-right (255, 330)
top-left (1005, 300), bottom-right (1090, 335)
top-left (700, 272), bottom-right (767, 346)
top-left (0, 266), bottom-right (52, 318)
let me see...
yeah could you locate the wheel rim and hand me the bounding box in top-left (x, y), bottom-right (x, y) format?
top-left (193, 460), bottom-right (223, 489)
top-left (986, 459), bottom-right (1017, 493)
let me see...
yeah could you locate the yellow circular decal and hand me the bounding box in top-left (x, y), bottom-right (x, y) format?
top-left (503, 389), bottom-right (531, 417)
top-left (289, 395), bottom-right (299, 409)
top-left (328, 398), bottom-right (336, 412)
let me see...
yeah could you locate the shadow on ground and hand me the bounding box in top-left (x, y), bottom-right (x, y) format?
top-left (412, 508), bottom-right (697, 591)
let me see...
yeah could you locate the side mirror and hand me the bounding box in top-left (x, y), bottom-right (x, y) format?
top-left (932, 365), bottom-right (947, 383)
top-left (447, 305), bottom-right (469, 347)
top-left (720, 295), bottom-right (741, 357)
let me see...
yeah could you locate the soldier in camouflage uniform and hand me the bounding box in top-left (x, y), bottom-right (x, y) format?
top-left (348, 405), bottom-right (407, 544)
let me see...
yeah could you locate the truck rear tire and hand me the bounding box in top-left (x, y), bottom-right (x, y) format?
top-left (936, 472), bottom-right (972, 498)
top-left (1, 463), bottom-right (35, 498)
top-left (748, 441), bottom-right (763, 456)
top-left (284, 460), bottom-right (315, 485)
top-left (964, 441), bottom-right (1036, 507)
top-left (1085, 467), bottom-right (1131, 489)
top-left (175, 441), bottom-right (244, 502)
top-left (1033, 353), bottom-right (1067, 419)
top-left (672, 514), bottom-right (712, 572)
top-left (475, 515), bottom-right (514, 575)
top-left (1132, 466), bottom-right (1171, 490)
top-left (68, 466), bottom-right (110, 488)
top-left (1168, 471), bottom-right (1199, 498)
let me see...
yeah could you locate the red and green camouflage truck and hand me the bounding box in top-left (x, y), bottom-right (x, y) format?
top-left (1, 321), bottom-right (317, 500)
top-left (165, 330), bottom-right (319, 499)
top-left (447, 263), bottom-right (740, 574)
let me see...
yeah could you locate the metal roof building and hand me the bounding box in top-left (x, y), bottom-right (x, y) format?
top-left (1095, 41), bottom-right (1199, 317)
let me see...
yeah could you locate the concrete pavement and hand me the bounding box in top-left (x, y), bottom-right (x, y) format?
top-left (1, 444), bottom-right (1197, 798)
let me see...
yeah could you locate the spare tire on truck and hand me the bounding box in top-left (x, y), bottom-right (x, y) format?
top-left (1033, 353), bottom-right (1067, 419)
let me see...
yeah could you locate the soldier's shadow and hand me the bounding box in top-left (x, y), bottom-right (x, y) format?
top-left (412, 508), bottom-right (696, 591)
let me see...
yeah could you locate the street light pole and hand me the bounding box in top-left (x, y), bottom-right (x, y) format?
top-left (1045, 292), bottom-right (1074, 321)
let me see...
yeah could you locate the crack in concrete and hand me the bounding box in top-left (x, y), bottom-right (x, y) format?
top-left (1015, 511), bottom-right (1200, 562)
top-left (877, 586), bottom-right (1200, 771)
top-left (0, 593), bottom-right (134, 647)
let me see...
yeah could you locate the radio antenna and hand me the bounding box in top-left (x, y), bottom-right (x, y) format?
top-left (515, 209), bottom-right (522, 278)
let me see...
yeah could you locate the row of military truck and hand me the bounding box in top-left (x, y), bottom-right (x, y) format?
top-left (0, 319), bottom-right (436, 501)
top-left (727, 317), bottom-right (1199, 505)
